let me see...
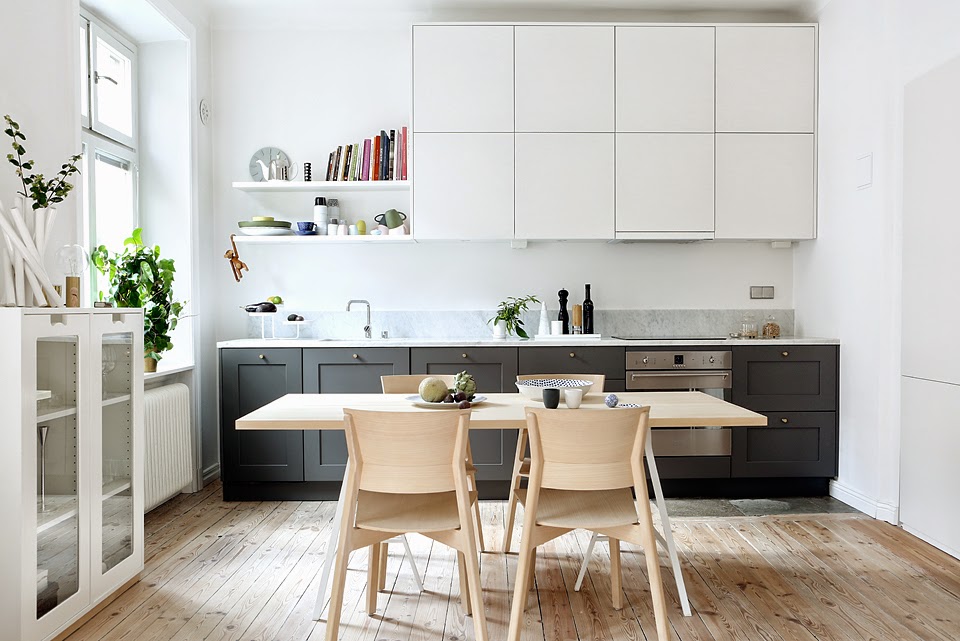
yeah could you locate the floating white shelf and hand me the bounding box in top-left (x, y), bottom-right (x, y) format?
top-left (232, 234), bottom-right (415, 245)
top-left (232, 180), bottom-right (410, 193)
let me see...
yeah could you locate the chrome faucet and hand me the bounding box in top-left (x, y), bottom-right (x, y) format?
top-left (346, 299), bottom-right (372, 339)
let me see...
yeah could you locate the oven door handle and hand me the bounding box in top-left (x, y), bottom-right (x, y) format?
top-left (630, 371), bottom-right (730, 379)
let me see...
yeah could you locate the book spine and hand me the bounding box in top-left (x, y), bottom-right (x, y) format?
top-left (362, 139), bottom-right (371, 181)
top-left (349, 143), bottom-right (359, 181)
top-left (401, 126), bottom-right (408, 180)
top-left (326, 151), bottom-right (335, 182)
top-left (333, 146), bottom-right (342, 181)
top-left (380, 130), bottom-right (389, 180)
top-left (388, 129), bottom-right (396, 180)
top-left (373, 135), bottom-right (380, 181)
top-left (342, 145), bottom-right (352, 181)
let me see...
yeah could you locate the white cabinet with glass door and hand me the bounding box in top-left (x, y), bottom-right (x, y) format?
top-left (0, 309), bottom-right (144, 641)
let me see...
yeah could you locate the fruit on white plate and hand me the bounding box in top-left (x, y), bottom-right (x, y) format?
top-left (419, 377), bottom-right (450, 403)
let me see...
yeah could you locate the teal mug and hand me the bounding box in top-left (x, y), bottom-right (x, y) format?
top-left (375, 209), bottom-right (407, 229)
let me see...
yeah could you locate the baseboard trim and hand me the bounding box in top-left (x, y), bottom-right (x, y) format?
top-left (901, 524), bottom-right (960, 561)
top-left (202, 463), bottom-right (220, 486)
top-left (52, 574), bottom-right (140, 641)
top-left (829, 480), bottom-right (899, 523)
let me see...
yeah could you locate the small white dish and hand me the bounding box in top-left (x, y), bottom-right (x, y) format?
top-left (516, 379), bottom-right (593, 401)
top-left (404, 394), bottom-right (487, 409)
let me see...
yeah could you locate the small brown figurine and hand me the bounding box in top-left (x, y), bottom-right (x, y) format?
top-left (224, 234), bottom-right (249, 282)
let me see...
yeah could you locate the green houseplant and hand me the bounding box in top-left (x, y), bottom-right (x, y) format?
top-left (488, 295), bottom-right (539, 339)
top-left (92, 228), bottom-right (186, 372)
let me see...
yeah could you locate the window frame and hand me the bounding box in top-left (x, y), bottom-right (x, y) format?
top-left (81, 8), bottom-right (139, 149)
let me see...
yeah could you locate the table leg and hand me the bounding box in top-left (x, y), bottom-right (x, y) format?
top-left (645, 433), bottom-right (691, 617)
top-left (314, 460), bottom-right (351, 621)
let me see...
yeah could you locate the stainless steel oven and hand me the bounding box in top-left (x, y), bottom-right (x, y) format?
top-left (626, 350), bottom-right (732, 458)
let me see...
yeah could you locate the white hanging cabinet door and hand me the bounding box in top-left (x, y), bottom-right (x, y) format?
top-left (616, 133), bottom-right (715, 236)
top-left (514, 133), bottom-right (614, 240)
top-left (89, 311), bottom-right (144, 599)
top-left (515, 26), bottom-right (614, 132)
top-left (715, 133), bottom-right (815, 240)
top-left (412, 25), bottom-right (514, 133)
top-left (21, 311), bottom-right (92, 641)
top-left (716, 26), bottom-right (817, 133)
top-left (413, 133), bottom-right (515, 240)
top-left (616, 26), bottom-right (715, 133)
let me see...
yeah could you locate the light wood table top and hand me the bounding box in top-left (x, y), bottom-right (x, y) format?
top-left (236, 391), bottom-right (767, 431)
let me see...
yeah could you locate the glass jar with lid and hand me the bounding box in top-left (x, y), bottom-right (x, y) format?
top-left (740, 312), bottom-right (758, 339)
top-left (762, 314), bottom-right (781, 339)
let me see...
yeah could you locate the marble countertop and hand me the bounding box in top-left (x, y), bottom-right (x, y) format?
top-left (217, 336), bottom-right (839, 348)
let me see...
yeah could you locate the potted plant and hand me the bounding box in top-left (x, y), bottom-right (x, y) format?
top-left (488, 295), bottom-right (539, 339)
top-left (92, 228), bottom-right (186, 372)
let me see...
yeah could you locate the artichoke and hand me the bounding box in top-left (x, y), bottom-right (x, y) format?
top-left (454, 371), bottom-right (477, 399)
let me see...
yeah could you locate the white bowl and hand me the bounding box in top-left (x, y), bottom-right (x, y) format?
top-left (515, 378), bottom-right (594, 401)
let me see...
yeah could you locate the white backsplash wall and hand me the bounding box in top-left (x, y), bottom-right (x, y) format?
top-left (212, 25), bottom-right (794, 342)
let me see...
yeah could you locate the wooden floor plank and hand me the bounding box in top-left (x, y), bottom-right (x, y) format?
top-left (63, 488), bottom-right (960, 641)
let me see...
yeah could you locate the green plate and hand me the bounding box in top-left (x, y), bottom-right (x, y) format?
top-left (238, 220), bottom-right (291, 228)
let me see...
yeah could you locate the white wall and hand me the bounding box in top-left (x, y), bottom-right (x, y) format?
top-left (211, 23), bottom-right (796, 341)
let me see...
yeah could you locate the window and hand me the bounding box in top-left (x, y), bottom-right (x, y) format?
top-left (78, 10), bottom-right (138, 298)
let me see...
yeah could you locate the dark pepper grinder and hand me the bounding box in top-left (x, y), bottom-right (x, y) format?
top-left (558, 288), bottom-right (570, 334)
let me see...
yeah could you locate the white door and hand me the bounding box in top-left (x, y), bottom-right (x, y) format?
top-left (616, 26), bottom-right (715, 133)
top-left (413, 26), bottom-right (514, 133)
top-left (412, 133), bottom-right (514, 240)
top-left (515, 26), bottom-right (614, 132)
top-left (715, 133), bottom-right (815, 240)
top-left (716, 26), bottom-right (816, 133)
top-left (514, 133), bottom-right (614, 240)
top-left (616, 133), bottom-right (714, 236)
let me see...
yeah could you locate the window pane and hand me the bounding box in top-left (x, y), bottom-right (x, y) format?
top-left (92, 151), bottom-right (135, 300)
top-left (95, 35), bottom-right (133, 139)
top-left (80, 23), bottom-right (89, 122)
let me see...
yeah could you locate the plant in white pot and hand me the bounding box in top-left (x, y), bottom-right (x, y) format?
top-left (92, 228), bottom-right (186, 372)
top-left (488, 295), bottom-right (539, 339)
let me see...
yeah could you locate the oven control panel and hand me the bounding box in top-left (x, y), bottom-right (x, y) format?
top-left (626, 350), bottom-right (732, 370)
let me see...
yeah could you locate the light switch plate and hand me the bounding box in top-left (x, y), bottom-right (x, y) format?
top-left (750, 286), bottom-right (775, 300)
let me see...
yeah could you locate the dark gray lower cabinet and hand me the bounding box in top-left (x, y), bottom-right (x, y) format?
top-left (411, 347), bottom-right (518, 481)
top-left (732, 411), bottom-right (838, 477)
top-left (302, 348), bottom-right (410, 481)
top-left (220, 348), bottom-right (303, 483)
top-left (518, 346), bottom-right (626, 391)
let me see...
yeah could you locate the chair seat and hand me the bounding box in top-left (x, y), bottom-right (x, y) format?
top-left (514, 487), bottom-right (638, 530)
top-left (356, 489), bottom-right (478, 533)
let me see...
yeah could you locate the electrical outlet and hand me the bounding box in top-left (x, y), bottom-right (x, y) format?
top-left (750, 286), bottom-right (775, 300)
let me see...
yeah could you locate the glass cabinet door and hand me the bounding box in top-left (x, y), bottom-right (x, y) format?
top-left (35, 333), bottom-right (82, 620)
top-left (99, 331), bottom-right (134, 574)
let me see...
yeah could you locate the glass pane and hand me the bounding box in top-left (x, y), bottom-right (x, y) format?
top-left (102, 332), bottom-right (134, 573)
top-left (80, 23), bottom-right (89, 122)
top-left (36, 336), bottom-right (80, 619)
top-left (95, 35), bottom-right (133, 139)
top-left (93, 151), bottom-right (134, 251)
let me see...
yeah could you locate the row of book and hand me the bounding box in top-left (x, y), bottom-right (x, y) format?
top-left (325, 127), bottom-right (408, 181)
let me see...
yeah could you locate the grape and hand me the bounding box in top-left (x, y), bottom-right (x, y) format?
top-left (458, 400), bottom-right (472, 409)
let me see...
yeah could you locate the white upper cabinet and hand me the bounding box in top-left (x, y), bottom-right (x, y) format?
top-left (413, 26), bottom-right (514, 132)
top-left (716, 26), bottom-right (816, 133)
top-left (616, 26), bottom-right (715, 133)
top-left (413, 133), bottom-right (515, 240)
top-left (515, 133), bottom-right (614, 240)
top-left (515, 26), bottom-right (614, 132)
top-left (616, 134), bottom-right (714, 237)
top-left (715, 133), bottom-right (815, 240)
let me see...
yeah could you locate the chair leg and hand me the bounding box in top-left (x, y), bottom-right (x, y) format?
top-left (468, 470), bottom-right (486, 552)
top-left (609, 538), bottom-right (622, 610)
top-left (462, 534), bottom-right (489, 641)
top-left (508, 537), bottom-right (535, 641)
top-left (575, 531), bottom-right (601, 592)
top-left (457, 551), bottom-right (472, 616)
top-left (366, 544), bottom-right (380, 614)
top-left (637, 488), bottom-right (671, 641)
top-left (401, 535), bottom-right (425, 592)
top-left (647, 433), bottom-right (691, 616)
top-left (315, 460), bottom-right (352, 621)
top-left (322, 529), bottom-right (354, 641)
top-left (378, 542), bottom-right (388, 591)
top-left (503, 430), bottom-right (527, 553)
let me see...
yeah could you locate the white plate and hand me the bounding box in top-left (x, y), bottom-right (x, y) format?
top-left (404, 394), bottom-right (488, 409)
top-left (239, 227), bottom-right (293, 236)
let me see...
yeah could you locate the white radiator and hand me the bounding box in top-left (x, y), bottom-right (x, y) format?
top-left (144, 383), bottom-right (193, 512)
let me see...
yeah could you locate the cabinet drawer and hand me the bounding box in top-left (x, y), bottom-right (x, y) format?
top-left (518, 346), bottom-right (625, 381)
top-left (732, 345), bottom-right (838, 411)
top-left (732, 411), bottom-right (837, 477)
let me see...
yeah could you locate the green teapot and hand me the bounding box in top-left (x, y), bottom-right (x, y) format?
top-left (375, 209), bottom-right (407, 229)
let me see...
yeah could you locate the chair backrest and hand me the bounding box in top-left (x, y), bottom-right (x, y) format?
top-left (342, 408), bottom-right (470, 494)
top-left (381, 374), bottom-right (456, 394)
top-left (516, 373), bottom-right (606, 391)
top-left (524, 406), bottom-right (650, 491)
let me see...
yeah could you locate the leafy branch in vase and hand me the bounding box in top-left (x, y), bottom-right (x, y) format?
top-left (4, 115), bottom-right (81, 211)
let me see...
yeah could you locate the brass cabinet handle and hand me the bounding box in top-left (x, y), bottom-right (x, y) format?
top-left (781, 351), bottom-right (790, 357)
top-left (569, 352), bottom-right (576, 358)
top-left (462, 353), bottom-right (468, 358)
top-left (258, 354), bottom-right (265, 360)
top-left (352, 354), bottom-right (359, 359)
top-left (781, 417), bottom-right (789, 424)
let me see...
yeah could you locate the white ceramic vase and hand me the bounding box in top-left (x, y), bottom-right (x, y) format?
top-left (492, 319), bottom-right (507, 339)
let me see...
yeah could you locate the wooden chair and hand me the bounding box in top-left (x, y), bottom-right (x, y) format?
top-left (323, 408), bottom-right (488, 641)
top-left (381, 374), bottom-right (486, 552)
top-left (507, 406), bottom-right (670, 641)
top-left (503, 373), bottom-right (606, 553)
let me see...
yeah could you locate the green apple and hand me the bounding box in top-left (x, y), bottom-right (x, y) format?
top-left (269, 295), bottom-right (283, 305)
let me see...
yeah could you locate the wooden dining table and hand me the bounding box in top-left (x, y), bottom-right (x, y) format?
top-left (236, 391), bottom-right (767, 620)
